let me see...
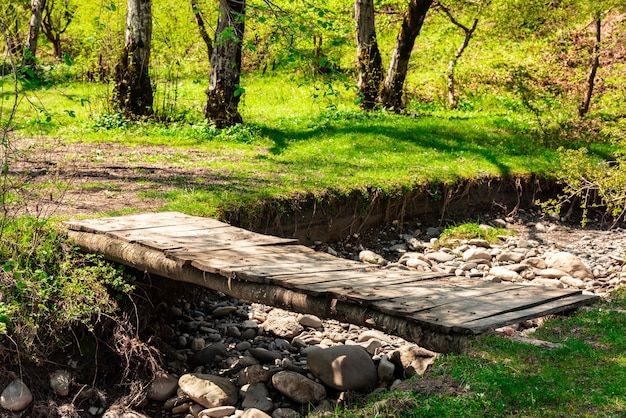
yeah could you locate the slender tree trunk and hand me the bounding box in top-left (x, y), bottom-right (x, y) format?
top-left (23, 0), bottom-right (47, 70)
top-left (113, 0), bottom-right (153, 117)
top-left (579, 16), bottom-right (601, 118)
top-left (205, 0), bottom-right (245, 128)
top-left (379, 0), bottom-right (433, 111)
top-left (438, 2), bottom-right (478, 109)
top-left (354, 0), bottom-right (383, 110)
top-left (190, 0), bottom-right (213, 62)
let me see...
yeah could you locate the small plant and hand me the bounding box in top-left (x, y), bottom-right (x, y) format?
top-left (437, 222), bottom-right (514, 247)
top-left (91, 112), bottom-right (131, 130)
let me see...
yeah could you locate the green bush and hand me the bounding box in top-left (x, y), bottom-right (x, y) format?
top-left (0, 217), bottom-right (135, 358)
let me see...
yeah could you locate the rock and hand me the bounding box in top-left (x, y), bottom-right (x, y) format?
top-left (462, 248), bottom-right (491, 262)
top-left (538, 268), bottom-right (569, 279)
top-left (560, 276), bottom-right (586, 288)
top-left (241, 408), bottom-right (272, 418)
top-left (545, 252), bottom-right (593, 280)
top-left (212, 305), bottom-right (238, 317)
top-left (359, 250), bottom-right (388, 266)
top-left (496, 251), bottom-right (525, 263)
top-left (425, 251), bottom-right (456, 263)
top-left (102, 405), bottom-right (150, 418)
top-left (358, 329), bottom-right (391, 343)
top-left (241, 383), bottom-right (274, 412)
top-left (147, 372), bottom-right (179, 402)
top-left (50, 369), bottom-right (72, 397)
top-left (198, 406), bottom-right (237, 417)
top-left (178, 373), bottom-right (238, 408)
top-left (377, 354), bottom-right (395, 382)
top-left (0, 379), bottom-right (32, 412)
top-left (271, 407), bottom-right (300, 418)
top-left (249, 347), bottom-right (282, 364)
top-left (468, 239), bottom-right (490, 248)
top-left (263, 309), bottom-right (304, 339)
top-left (298, 314), bottom-right (323, 329)
top-left (489, 266), bottom-right (522, 282)
top-left (522, 257), bottom-right (547, 269)
top-left (190, 342), bottom-right (228, 367)
top-left (306, 345), bottom-right (378, 392)
top-left (531, 278), bottom-right (564, 288)
top-left (389, 345), bottom-right (438, 378)
top-left (238, 364), bottom-right (272, 385)
top-left (271, 371), bottom-right (326, 404)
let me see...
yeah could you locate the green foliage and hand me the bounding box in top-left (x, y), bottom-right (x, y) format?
top-left (437, 222), bottom-right (514, 247)
top-left (0, 217), bottom-right (135, 356)
top-left (540, 147), bottom-right (626, 227)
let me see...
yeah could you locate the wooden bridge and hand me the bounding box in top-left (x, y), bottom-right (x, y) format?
top-left (66, 212), bottom-right (598, 353)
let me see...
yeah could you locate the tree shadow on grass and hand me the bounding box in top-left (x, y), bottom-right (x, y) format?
top-left (255, 115), bottom-right (546, 178)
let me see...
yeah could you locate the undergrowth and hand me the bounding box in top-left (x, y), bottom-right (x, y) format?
top-left (0, 217), bottom-right (135, 360)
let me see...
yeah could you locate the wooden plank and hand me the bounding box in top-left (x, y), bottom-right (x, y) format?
top-left (168, 244), bottom-right (334, 265)
top-left (269, 270), bottom-right (447, 288)
top-left (67, 212), bottom-right (231, 233)
top-left (110, 226), bottom-right (297, 251)
top-left (404, 286), bottom-right (582, 331)
top-left (459, 293), bottom-right (600, 334)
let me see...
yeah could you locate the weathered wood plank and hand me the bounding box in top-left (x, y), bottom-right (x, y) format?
top-left (66, 212), bottom-right (230, 233)
top-left (403, 285), bottom-right (583, 330)
top-left (110, 226), bottom-right (297, 251)
top-left (459, 293), bottom-right (599, 334)
top-left (269, 270), bottom-right (447, 288)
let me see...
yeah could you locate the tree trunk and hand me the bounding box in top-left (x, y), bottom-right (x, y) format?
top-left (190, 0), bottom-right (213, 62)
top-left (579, 16), bottom-right (601, 118)
top-left (113, 0), bottom-right (153, 117)
top-left (205, 0), bottom-right (245, 128)
top-left (439, 3), bottom-right (478, 109)
top-left (23, 0), bottom-right (46, 70)
top-left (379, 0), bottom-right (433, 111)
top-left (354, 0), bottom-right (383, 110)
top-left (41, 0), bottom-right (76, 61)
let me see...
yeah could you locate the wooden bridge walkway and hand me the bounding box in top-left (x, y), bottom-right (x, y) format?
top-left (66, 212), bottom-right (598, 352)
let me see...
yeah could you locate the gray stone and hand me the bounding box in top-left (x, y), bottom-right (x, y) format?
top-left (531, 278), bottom-right (564, 288)
top-left (190, 342), bottom-right (227, 367)
top-left (271, 371), bottom-right (326, 404)
top-left (359, 250), bottom-right (388, 266)
top-left (241, 382), bottom-right (274, 412)
top-left (489, 266), bottom-right (522, 282)
top-left (249, 347), bottom-right (282, 364)
top-left (238, 364), bottom-right (272, 386)
top-left (263, 309), bottom-right (304, 339)
top-left (306, 345), bottom-right (377, 392)
top-left (425, 251), bottom-right (456, 263)
top-left (463, 248), bottom-right (491, 262)
top-left (377, 354), bottom-right (395, 382)
top-left (538, 268), bottom-right (569, 278)
top-left (468, 239), bottom-right (490, 248)
top-left (241, 408), bottom-right (273, 418)
top-left (389, 345), bottom-right (438, 378)
top-left (522, 257), bottom-right (548, 269)
top-left (298, 314), bottom-right (323, 329)
top-left (546, 252), bottom-right (593, 280)
top-left (212, 306), bottom-right (238, 317)
top-left (147, 372), bottom-right (179, 402)
top-left (560, 276), bottom-right (586, 288)
top-left (0, 379), bottom-right (32, 412)
top-left (358, 329), bottom-right (392, 343)
top-left (271, 407), bottom-right (300, 418)
top-left (178, 373), bottom-right (238, 409)
top-left (496, 251), bottom-right (525, 263)
top-left (198, 406), bottom-right (237, 418)
top-left (49, 369), bottom-right (72, 397)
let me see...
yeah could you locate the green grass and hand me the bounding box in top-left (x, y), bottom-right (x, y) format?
top-left (5, 74), bottom-right (618, 220)
top-left (331, 288), bottom-right (626, 417)
top-left (437, 222), bottom-right (515, 247)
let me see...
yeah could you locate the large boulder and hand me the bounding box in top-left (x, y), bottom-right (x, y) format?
top-left (306, 345), bottom-right (378, 392)
top-left (545, 252), bottom-right (593, 280)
